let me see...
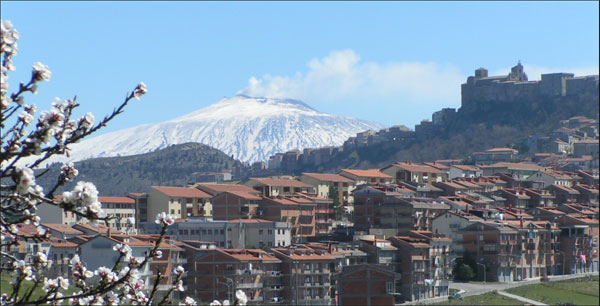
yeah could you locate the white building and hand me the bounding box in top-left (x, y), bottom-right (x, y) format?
top-left (99, 196), bottom-right (137, 233)
top-left (431, 211), bottom-right (483, 255)
top-left (144, 218), bottom-right (292, 249)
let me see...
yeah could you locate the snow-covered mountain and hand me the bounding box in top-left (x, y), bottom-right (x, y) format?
top-left (46, 95), bottom-right (385, 164)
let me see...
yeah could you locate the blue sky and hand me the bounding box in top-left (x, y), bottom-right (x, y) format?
top-left (2, 1), bottom-right (598, 134)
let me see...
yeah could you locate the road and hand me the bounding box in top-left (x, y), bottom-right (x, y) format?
top-left (449, 272), bottom-right (599, 297)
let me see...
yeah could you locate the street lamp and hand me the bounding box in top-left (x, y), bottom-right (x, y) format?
top-left (476, 262), bottom-right (486, 283)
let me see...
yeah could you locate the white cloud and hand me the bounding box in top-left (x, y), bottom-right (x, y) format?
top-left (238, 49), bottom-right (465, 111)
top-left (238, 52), bottom-right (598, 127)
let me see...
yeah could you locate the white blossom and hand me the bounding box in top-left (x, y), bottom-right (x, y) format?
top-left (57, 276), bottom-right (69, 290)
top-left (15, 166), bottom-right (36, 194)
top-left (235, 290), bottom-right (248, 305)
top-left (175, 265), bottom-right (185, 275)
top-left (174, 279), bottom-right (184, 292)
top-left (32, 62), bottom-right (51, 82)
top-left (18, 111), bottom-right (34, 124)
top-left (133, 82), bottom-right (147, 99)
top-left (180, 297), bottom-right (197, 306)
top-left (209, 301), bottom-right (222, 306)
top-left (155, 212), bottom-right (175, 226)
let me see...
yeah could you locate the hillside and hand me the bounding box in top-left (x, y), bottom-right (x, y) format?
top-left (36, 143), bottom-right (244, 196)
top-left (292, 92), bottom-right (599, 173)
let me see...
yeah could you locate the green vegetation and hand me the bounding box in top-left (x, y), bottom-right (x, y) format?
top-left (1, 273), bottom-right (80, 304)
top-left (505, 275), bottom-right (599, 306)
top-left (36, 142), bottom-right (243, 196)
top-left (432, 292), bottom-right (522, 305)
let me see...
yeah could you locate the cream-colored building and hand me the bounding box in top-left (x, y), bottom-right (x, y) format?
top-left (300, 173), bottom-right (357, 205)
top-left (338, 169), bottom-right (394, 186)
top-left (147, 186), bottom-right (212, 222)
top-left (99, 196), bottom-right (137, 233)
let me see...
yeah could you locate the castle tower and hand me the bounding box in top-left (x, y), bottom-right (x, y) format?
top-left (475, 68), bottom-right (488, 79)
top-left (508, 61), bottom-right (528, 82)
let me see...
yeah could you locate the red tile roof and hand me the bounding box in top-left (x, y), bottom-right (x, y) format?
top-left (42, 224), bottom-right (83, 235)
top-left (98, 196), bottom-right (136, 204)
top-left (340, 169), bottom-right (394, 178)
top-left (227, 219), bottom-right (274, 224)
top-left (481, 162), bottom-right (545, 171)
top-left (196, 184), bottom-right (258, 195)
top-left (223, 190), bottom-right (262, 200)
top-left (485, 147), bottom-right (518, 153)
top-left (389, 163), bottom-right (445, 174)
top-left (152, 186), bottom-right (211, 198)
top-left (249, 178), bottom-right (311, 188)
top-left (424, 162), bottom-right (450, 170)
top-left (452, 164), bottom-right (480, 172)
top-left (302, 173), bottom-right (355, 183)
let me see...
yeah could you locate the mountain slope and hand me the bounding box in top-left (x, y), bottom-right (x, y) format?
top-left (37, 143), bottom-right (242, 196)
top-left (53, 95), bottom-right (385, 163)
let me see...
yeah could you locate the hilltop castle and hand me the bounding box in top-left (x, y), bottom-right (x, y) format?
top-left (461, 62), bottom-right (599, 110)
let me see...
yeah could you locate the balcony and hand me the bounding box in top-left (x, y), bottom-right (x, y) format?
top-left (237, 282), bottom-right (263, 289)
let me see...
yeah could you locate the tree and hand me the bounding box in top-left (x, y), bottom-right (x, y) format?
top-left (453, 264), bottom-right (475, 282)
top-left (328, 185), bottom-right (343, 221)
top-left (0, 20), bottom-right (226, 306)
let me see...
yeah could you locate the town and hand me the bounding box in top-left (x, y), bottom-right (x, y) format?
top-left (3, 63), bottom-right (599, 305)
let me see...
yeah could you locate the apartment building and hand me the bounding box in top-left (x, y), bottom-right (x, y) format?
top-left (272, 246), bottom-right (335, 305)
top-left (459, 220), bottom-right (561, 281)
top-left (388, 232), bottom-right (451, 302)
top-left (299, 173), bottom-right (356, 206)
top-left (99, 196), bottom-right (136, 233)
top-left (144, 217), bottom-right (291, 249)
top-left (334, 264), bottom-right (402, 305)
top-left (147, 186), bottom-right (212, 222)
top-left (339, 169), bottom-right (394, 186)
top-left (244, 178), bottom-right (314, 197)
top-left (261, 194), bottom-right (317, 241)
top-left (380, 162), bottom-right (447, 184)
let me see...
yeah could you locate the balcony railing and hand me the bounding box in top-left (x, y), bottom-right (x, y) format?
top-left (237, 282), bottom-right (263, 289)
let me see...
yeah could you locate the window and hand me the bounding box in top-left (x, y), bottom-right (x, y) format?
top-left (268, 241), bottom-right (273, 247)
top-left (386, 282), bottom-right (394, 294)
top-left (259, 230), bottom-right (263, 235)
top-left (220, 230), bottom-right (224, 235)
top-left (208, 229), bottom-right (213, 235)
top-left (268, 230), bottom-right (273, 235)
top-left (171, 209), bottom-right (175, 214)
top-left (202, 230), bottom-right (207, 235)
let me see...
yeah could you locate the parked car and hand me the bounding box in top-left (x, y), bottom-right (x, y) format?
top-left (449, 292), bottom-right (463, 300)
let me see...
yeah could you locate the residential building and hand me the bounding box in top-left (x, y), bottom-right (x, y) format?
top-left (472, 148), bottom-right (519, 165)
top-left (449, 165), bottom-right (482, 179)
top-left (380, 163), bottom-right (447, 184)
top-left (42, 224), bottom-right (83, 240)
top-left (211, 191), bottom-right (262, 220)
top-left (144, 217), bottom-right (292, 249)
top-left (37, 201), bottom-right (79, 225)
top-left (339, 169), bottom-right (394, 186)
top-left (431, 211), bottom-right (483, 255)
top-left (261, 194), bottom-right (318, 241)
top-left (99, 196), bottom-right (136, 233)
top-left (299, 173), bottom-right (356, 206)
top-left (181, 244), bottom-right (283, 304)
top-left (334, 264), bottom-right (402, 305)
top-left (272, 246), bottom-right (336, 305)
top-left (244, 178), bottom-right (314, 197)
top-left (147, 186), bottom-right (212, 222)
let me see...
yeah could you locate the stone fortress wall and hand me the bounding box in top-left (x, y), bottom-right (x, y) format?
top-left (461, 62), bottom-right (599, 109)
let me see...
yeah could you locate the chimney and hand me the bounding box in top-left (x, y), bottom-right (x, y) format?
top-left (519, 216), bottom-right (523, 228)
